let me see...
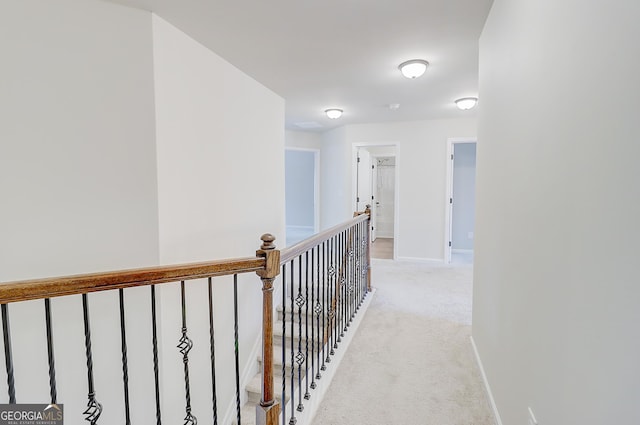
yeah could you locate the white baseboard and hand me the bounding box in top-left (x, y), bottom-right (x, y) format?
top-left (396, 256), bottom-right (445, 264)
top-left (470, 336), bottom-right (503, 425)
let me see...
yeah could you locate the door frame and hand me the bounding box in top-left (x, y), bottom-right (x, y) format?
top-left (445, 138), bottom-right (477, 263)
top-left (352, 142), bottom-right (400, 260)
top-left (285, 147), bottom-right (321, 234)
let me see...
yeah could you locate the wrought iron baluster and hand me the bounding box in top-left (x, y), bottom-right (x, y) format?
top-left (313, 245), bottom-right (322, 382)
top-left (44, 299), bottom-right (57, 404)
top-left (296, 256), bottom-right (305, 412)
top-left (2, 304), bottom-right (15, 404)
top-left (177, 281), bottom-right (196, 425)
top-left (331, 234), bottom-right (337, 354)
top-left (281, 264), bottom-right (287, 425)
top-left (119, 289), bottom-right (131, 425)
top-left (82, 294), bottom-right (102, 424)
top-left (289, 259), bottom-right (296, 425)
top-left (321, 241), bottom-right (327, 372)
top-left (304, 251), bottom-right (310, 401)
top-left (150, 286), bottom-right (162, 425)
top-left (233, 275), bottom-right (241, 425)
top-left (338, 231), bottom-right (344, 342)
top-left (310, 246), bottom-right (316, 390)
top-left (208, 277), bottom-right (218, 425)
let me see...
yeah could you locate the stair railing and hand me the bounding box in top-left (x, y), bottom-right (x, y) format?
top-left (0, 208), bottom-right (371, 425)
top-left (276, 206), bottom-right (371, 425)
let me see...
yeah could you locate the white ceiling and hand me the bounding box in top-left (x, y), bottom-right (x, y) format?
top-left (108, 0), bottom-right (493, 132)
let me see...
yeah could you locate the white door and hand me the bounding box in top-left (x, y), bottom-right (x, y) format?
top-left (356, 149), bottom-right (372, 212)
top-left (371, 161), bottom-right (378, 241)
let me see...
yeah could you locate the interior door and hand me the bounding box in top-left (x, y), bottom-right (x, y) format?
top-left (356, 149), bottom-right (372, 212)
top-left (371, 160), bottom-right (378, 241)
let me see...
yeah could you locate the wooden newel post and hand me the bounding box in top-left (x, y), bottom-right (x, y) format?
top-left (365, 205), bottom-right (372, 291)
top-left (256, 234), bottom-right (281, 425)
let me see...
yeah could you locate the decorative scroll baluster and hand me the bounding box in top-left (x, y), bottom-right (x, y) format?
top-left (44, 299), bottom-right (57, 404)
top-left (119, 289), bottom-right (131, 425)
top-left (281, 264), bottom-right (287, 425)
top-left (304, 251), bottom-right (311, 401)
top-left (289, 259), bottom-right (296, 425)
top-left (330, 235), bottom-right (337, 355)
top-left (320, 241), bottom-right (327, 372)
top-left (177, 281), bottom-right (196, 425)
top-left (2, 304), bottom-right (16, 403)
top-left (313, 245), bottom-right (322, 383)
top-left (207, 277), bottom-right (218, 425)
top-left (296, 255), bottom-right (305, 412)
top-left (150, 286), bottom-right (162, 425)
top-left (233, 275), bottom-right (241, 425)
top-left (310, 247), bottom-right (316, 390)
top-left (82, 294), bottom-right (102, 424)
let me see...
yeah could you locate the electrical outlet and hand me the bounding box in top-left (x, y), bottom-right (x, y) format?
top-left (528, 407), bottom-right (538, 425)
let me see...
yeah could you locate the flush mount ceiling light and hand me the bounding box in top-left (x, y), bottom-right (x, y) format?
top-left (455, 97), bottom-right (478, 110)
top-left (398, 59), bottom-right (429, 79)
top-left (325, 108), bottom-right (343, 119)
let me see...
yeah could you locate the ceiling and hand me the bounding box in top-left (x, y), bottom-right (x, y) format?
top-left (107, 0), bottom-right (493, 132)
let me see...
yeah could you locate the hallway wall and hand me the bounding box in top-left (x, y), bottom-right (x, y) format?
top-left (320, 118), bottom-right (476, 261)
top-left (473, 0), bottom-right (640, 424)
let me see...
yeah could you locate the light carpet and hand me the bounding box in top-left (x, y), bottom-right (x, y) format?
top-left (311, 259), bottom-right (494, 425)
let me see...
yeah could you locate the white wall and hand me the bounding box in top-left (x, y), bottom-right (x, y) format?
top-left (320, 119), bottom-right (477, 260)
top-left (152, 15), bottom-right (285, 424)
top-left (0, 1), bottom-right (159, 424)
top-left (285, 130), bottom-right (323, 150)
top-left (451, 143), bottom-right (476, 250)
top-left (473, 1), bottom-right (640, 424)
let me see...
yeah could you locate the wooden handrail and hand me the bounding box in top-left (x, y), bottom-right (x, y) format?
top-left (280, 213), bottom-right (369, 264)
top-left (0, 256), bottom-right (266, 304)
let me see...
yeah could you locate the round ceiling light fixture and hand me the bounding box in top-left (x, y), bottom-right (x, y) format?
top-left (325, 108), bottom-right (343, 119)
top-left (455, 97), bottom-right (478, 110)
top-left (398, 59), bottom-right (429, 79)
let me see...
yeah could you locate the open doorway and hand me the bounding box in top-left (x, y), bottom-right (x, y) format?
top-left (446, 140), bottom-right (477, 264)
top-left (285, 148), bottom-right (319, 246)
top-left (354, 145), bottom-right (398, 260)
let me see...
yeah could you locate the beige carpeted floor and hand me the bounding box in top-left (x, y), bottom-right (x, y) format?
top-left (311, 259), bottom-right (494, 425)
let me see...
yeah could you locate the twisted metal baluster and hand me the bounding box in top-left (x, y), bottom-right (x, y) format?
top-left (208, 278), bottom-right (218, 425)
top-left (330, 235), bottom-right (337, 355)
top-left (296, 256), bottom-right (305, 412)
top-left (2, 304), bottom-right (15, 403)
top-left (119, 289), bottom-right (131, 425)
top-left (289, 259), bottom-right (296, 425)
top-left (320, 241), bottom-right (327, 372)
top-left (82, 294), bottom-right (102, 424)
top-left (304, 251), bottom-right (310, 401)
top-left (233, 275), bottom-right (241, 425)
top-left (150, 286), bottom-right (162, 425)
top-left (44, 299), bottom-right (57, 404)
top-left (177, 281), bottom-right (196, 425)
top-left (281, 264), bottom-right (287, 425)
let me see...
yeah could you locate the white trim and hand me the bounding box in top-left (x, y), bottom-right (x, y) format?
top-left (445, 138), bottom-right (477, 264)
top-left (351, 142), bottom-right (400, 260)
top-left (395, 256), bottom-right (445, 264)
top-left (470, 336), bottom-right (503, 425)
top-left (286, 147), bottom-right (321, 233)
top-left (451, 249), bottom-right (473, 254)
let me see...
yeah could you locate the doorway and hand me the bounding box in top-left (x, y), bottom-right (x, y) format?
top-left (285, 148), bottom-right (319, 246)
top-left (446, 140), bottom-right (477, 264)
top-left (355, 145), bottom-right (397, 260)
